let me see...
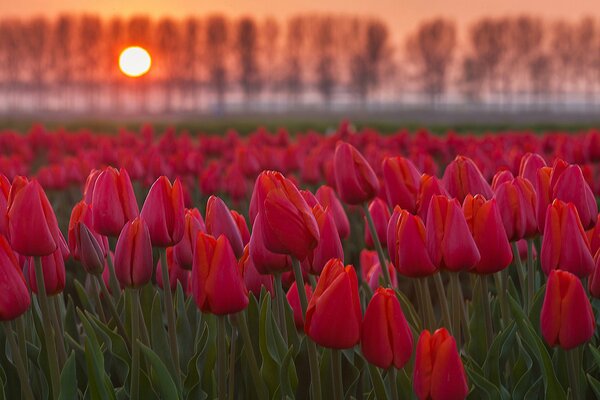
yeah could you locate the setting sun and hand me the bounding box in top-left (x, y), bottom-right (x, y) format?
top-left (119, 46), bottom-right (152, 78)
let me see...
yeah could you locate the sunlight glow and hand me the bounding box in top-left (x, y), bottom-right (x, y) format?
top-left (119, 46), bottom-right (152, 78)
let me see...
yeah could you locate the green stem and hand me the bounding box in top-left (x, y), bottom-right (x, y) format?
top-left (415, 279), bottom-right (434, 330)
top-left (479, 275), bottom-right (494, 348)
top-left (388, 368), bottom-right (399, 400)
top-left (48, 295), bottom-right (67, 367)
top-left (274, 273), bottom-right (288, 345)
top-left (235, 313), bottom-right (268, 399)
top-left (363, 203), bottom-right (392, 287)
top-left (527, 239), bottom-right (535, 312)
top-left (96, 275), bottom-right (131, 351)
top-left (92, 276), bottom-right (107, 322)
top-left (34, 256), bottom-right (61, 400)
top-left (511, 242), bottom-right (527, 308)
top-left (332, 349), bottom-right (343, 400)
top-left (494, 270), bottom-right (510, 329)
top-left (130, 289), bottom-right (140, 400)
top-left (15, 314), bottom-right (29, 376)
top-left (136, 290), bottom-right (150, 346)
top-left (159, 248), bottom-right (181, 381)
top-left (456, 279), bottom-right (470, 345)
top-left (217, 315), bottom-right (227, 400)
top-left (422, 278), bottom-right (436, 328)
top-left (449, 273), bottom-right (462, 349)
top-left (292, 257), bottom-right (322, 400)
top-left (106, 251), bottom-right (122, 303)
top-left (433, 272), bottom-right (452, 329)
top-left (3, 322), bottom-right (35, 400)
top-left (227, 323), bottom-right (237, 400)
top-left (566, 348), bottom-right (581, 400)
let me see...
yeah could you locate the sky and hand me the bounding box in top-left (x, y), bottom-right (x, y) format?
top-left (1, 0), bottom-right (599, 39)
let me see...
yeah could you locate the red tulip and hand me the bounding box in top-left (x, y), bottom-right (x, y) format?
top-left (0, 235), bottom-right (30, 320)
top-left (92, 167), bottom-right (139, 237)
top-left (28, 247), bottom-right (66, 296)
top-left (68, 201), bottom-right (108, 270)
top-left (173, 208), bottom-right (206, 270)
top-left (491, 169), bottom-right (514, 191)
top-left (361, 287), bottom-right (413, 369)
top-left (518, 152), bottom-right (546, 186)
top-left (0, 174), bottom-right (10, 236)
top-left (553, 164), bottom-right (597, 229)
top-left (204, 196), bottom-right (245, 258)
top-left (156, 247), bottom-right (190, 292)
top-left (114, 217), bottom-right (153, 288)
top-left (540, 269), bottom-right (595, 349)
top-left (589, 251), bottom-right (600, 298)
top-left (333, 142), bottom-right (380, 205)
top-left (413, 328), bottom-right (468, 400)
top-left (231, 210), bottom-right (251, 245)
top-left (82, 168), bottom-right (101, 204)
top-left (494, 177), bottom-right (537, 241)
top-left (536, 166), bottom-right (553, 232)
top-left (463, 194), bottom-right (512, 274)
top-left (140, 176), bottom-right (185, 247)
top-left (426, 195), bottom-right (480, 271)
top-left (191, 233), bottom-right (249, 315)
top-left (7, 177), bottom-right (63, 256)
top-left (286, 281), bottom-right (313, 329)
top-left (249, 214), bottom-right (292, 275)
top-left (315, 185), bottom-right (350, 239)
top-left (540, 200), bottom-right (594, 277)
top-left (381, 156), bottom-right (421, 213)
top-left (360, 249), bottom-right (379, 281)
top-left (364, 198), bottom-right (390, 249)
top-left (416, 174), bottom-right (449, 222)
top-left (257, 173), bottom-right (319, 260)
top-left (387, 208), bottom-right (437, 277)
top-left (442, 155), bottom-right (493, 203)
top-left (365, 261), bottom-right (397, 291)
top-left (249, 171), bottom-right (280, 225)
top-left (303, 205), bottom-right (344, 275)
top-left (305, 258), bottom-right (362, 349)
top-left (239, 245), bottom-right (274, 297)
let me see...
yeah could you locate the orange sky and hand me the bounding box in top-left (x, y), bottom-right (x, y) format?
top-left (1, 0), bottom-right (598, 39)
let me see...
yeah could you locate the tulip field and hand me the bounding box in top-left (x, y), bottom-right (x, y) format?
top-left (2, 123), bottom-right (600, 400)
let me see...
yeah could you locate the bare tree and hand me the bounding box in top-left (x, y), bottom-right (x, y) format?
top-left (205, 15), bottom-right (230, 111)
top-left (405, 18), bottom-right (457, 104)
top-left (182, 17), bottom-right (202, 109)
top-left (78, 15), bottom-right (103, 108)
top-left (236, 17), bottom-right (261, 102)
top-left (155, 17), bottom-right (181, 112)
top-left (283, 16), bottom-right (307, 103)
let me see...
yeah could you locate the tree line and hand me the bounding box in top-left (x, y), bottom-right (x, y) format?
top-left (0, 13), bottom-right (599, 113)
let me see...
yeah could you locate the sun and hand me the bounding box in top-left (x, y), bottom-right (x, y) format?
top-left (119, 46), bottom-right (152, 78)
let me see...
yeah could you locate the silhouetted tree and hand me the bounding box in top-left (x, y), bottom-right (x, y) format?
top-left (405, 18), bottom-right (457, 104)
top-left (206, 15), bottom-right (229, 111)
top-left (236, 17), bottom-right (261, 101)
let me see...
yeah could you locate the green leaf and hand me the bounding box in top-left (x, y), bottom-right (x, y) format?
top-left (85, 310), bottom-right (130, 383)
top-left (588, 374), bottom-right (600, 398)
top-left (74, 280), bottom-right (94, 312)
top-left (139, 342), bottom-right (181, 400)
top-left (468, 278), bottom-right (487, 366)
top-left (483, 322), bottom-right (516, 387)
top-left (58, 352), bottom-right (77, 400)
top-left (150, 293), bottom-right (177, 378)
top-left (465, 363), bottom-right (502, 399)
top-left (258, 294), bottom-right (283, 396)
top-left (175, 283), bottom-right (193, 373)
top-left (508, 295), bottom-right (566, 400)
top-left (367, 364), bottom-right (388, 400)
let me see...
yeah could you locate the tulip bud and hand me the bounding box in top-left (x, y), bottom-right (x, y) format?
top-left (249, 214), bottom-right (292, 274)
top-left (413, 328), bottom-right (469, 400)
top-left (0, 174), bottom-right (10, 236)
top-left (416, 175), bottom-right (449, 223)
top-left (315, 185), bottom-right (350, 239)
top-left (388, 208), bottom-right (437, 277)
top-left (540, 269), bottom-right (595, 349)
top-left (442, 155), bottom-right (493, 203)
top-left (333, 142), bottom-right (380, 205)
top-left (536, 166), bottom-right (553, 232)
top-left (494, 177), bottom-right (537, 241)
top-left (83, 168), bottom-right (101, 204)
top-left (490, 169), bottom-right (514, 191)
top-left (364, 198), bottom-right (390, 249)
top-left (361, 288), bottom-right (413, 369)
top-left (553, 165), bottom-right (597, 229)
top-left (463, 195), bottom-right (512, 274)
top-left (28, 248), bottom-right (66, 296)
top-left (0, 235), bottom-right (30, 320)
top-left (518, 152), bottom-right (546, 186)
top-left (173, 208), bottom-right (205, 270)
top-left (231, 210), bottom-right (251, 245)
top-left (192, 233), bottom-right (249, 315)
top-left (381, 156), bottom-right (421, 213)
top-left (360, 249), bottom-right (379, 281)
top-left (92, 167), bottom-right (139, 237)
top-left (426, 195), bottom-right (480, 271)
top-left (541, 200), bottom-right (594, 277)
top-left (286, 281), bottom-right (313, 329)
top-left (304, 205), bottom-right (344, 275)
top-left (258, 174), bottom-right (319, 260)
top-left (140, 176), bottom-right (185, 247)
top-left (203, 196), bottom-right (245, 258)
top-left (305, 259), bottom-right (362, 349)
top-left (114, 217), bottom-right (153, 288)
top-left (68, 201), bottom-right (108, 269)
top-left (156, 247), bottom-right (190, 292)
top-left (239, 245), bottom-right (274, 297)
top-left (364, 261), bottom-right (397, 290)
